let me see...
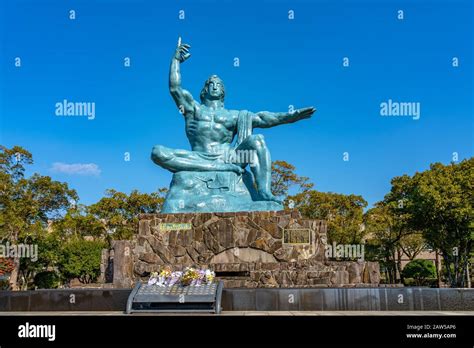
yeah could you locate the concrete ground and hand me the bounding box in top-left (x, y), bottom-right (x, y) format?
top-left (0, 311), bottom-right (473, 316)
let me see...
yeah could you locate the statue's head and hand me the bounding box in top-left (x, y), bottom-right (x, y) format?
top-left (200, 75), bottom-right (225, 103)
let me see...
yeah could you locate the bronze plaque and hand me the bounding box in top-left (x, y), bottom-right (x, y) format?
top-left (158, 222), bottom-right (192, 231)
top-left (283, 228), bottom-right (311, 244)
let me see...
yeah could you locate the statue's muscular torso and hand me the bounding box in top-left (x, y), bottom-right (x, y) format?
top-left (184, 104), bottom-right (240, 154)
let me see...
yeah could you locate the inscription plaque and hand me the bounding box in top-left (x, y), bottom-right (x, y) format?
top-left (283, 228), bottom-right (311, 244)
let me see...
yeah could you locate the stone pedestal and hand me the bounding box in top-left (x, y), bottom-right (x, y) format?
top-left (121, 210), bottom-right (380, 288)
top-left (161, 171), bottom-right (283, 213)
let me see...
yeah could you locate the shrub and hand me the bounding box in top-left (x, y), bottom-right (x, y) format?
top-left (402, 259), bottom-right (436, 286)
top-left (403, 277), bottom-right (438, 287)
top-left (59, 239), bottom-right (106, 284)
top-left (34, 271), bottom-right (61, 289)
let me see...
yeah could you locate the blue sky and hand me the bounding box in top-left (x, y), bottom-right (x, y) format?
top-left (1, 0), bottom-right (472, 207)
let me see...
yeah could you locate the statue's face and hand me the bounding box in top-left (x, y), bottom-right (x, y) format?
top-left (200, 75), bottom-right (225, 103)
top-left (208, 79), bottom-right (224, 100)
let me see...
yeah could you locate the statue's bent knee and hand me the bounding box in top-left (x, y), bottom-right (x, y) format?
top-left (249, 134), bottom-right (266, 149)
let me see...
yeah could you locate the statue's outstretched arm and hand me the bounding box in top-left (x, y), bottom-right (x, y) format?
top-left (169, 38), bottom-right (196, 114)
top-left (251, 107), bottom-right (315, 128)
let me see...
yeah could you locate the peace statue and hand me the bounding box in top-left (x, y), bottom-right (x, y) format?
top-left (152, 38), bottom-right (315, 213)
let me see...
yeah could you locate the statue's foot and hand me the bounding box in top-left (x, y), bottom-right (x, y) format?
top-left (258, 191), bottom-right (281, 203)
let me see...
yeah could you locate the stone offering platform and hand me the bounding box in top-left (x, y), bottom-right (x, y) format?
top-left (109, 210), bottom-right (380, 288)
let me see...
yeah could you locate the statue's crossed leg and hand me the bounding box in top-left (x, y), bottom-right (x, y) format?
top-left (151, 145), bottom-right (244, 174)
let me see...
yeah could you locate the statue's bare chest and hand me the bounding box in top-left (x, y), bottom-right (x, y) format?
top-left (187, 108), bottom-right (235, 133)
top-left (196, 108), bottom-right (229, 123)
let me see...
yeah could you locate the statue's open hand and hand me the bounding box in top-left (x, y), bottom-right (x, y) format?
top-left (174, 38), bottom-right (191, 63)
top-left (295, 107), bottom-right (316, 119)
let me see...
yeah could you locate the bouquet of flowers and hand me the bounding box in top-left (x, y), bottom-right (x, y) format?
top-left (147, 271), bottom-right (159, 286)
top-left (168, 271), bottom-right (182, 286)
top-left (205, 269), bottom-right (215, 284)
top-left (181, 267), bottom-right (200, 286)
top-left (147, 266), bottom-right (216, 287)
top-left (157, 266), bottom-right (172, 286)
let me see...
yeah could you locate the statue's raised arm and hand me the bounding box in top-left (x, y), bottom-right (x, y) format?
top-left (169, 38), bottom-right (196, 114)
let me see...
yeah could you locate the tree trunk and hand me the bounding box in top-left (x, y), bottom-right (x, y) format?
top-left (392, 249), bottom-right (398, 283)
top-left (8, 257), bottom-right (20, 291)
top-left (453, 250), bottom-right (460, 287)
top-left (396, 247), bottom-right (404, 283)
top-left (385, 254), bottom-right (395, 284)
top-left (435, 250), bottom-right (442, 288)
top-left (466, 261), bottom-right (471, 288)
top-left (442, 253), bottom-right (456, 288)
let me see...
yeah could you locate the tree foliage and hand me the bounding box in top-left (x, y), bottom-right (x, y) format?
top-left (363, 202), bottom-right (416, 283)
top-left (367, 158), bottom-right (473, 287)
top-left (88, 188), bottom-right (167, 240)
top-left (0, 145), bottom-right (171, 289)
top-left (399, 233), bottom-right (426, 261)
top-left (52, 205), bottom-right (106, 239)
top-left (407, 159), bottom-right (473, 287)
top-left (59, 238), bottom-right (106, 284)
top-left (292, 190), bottom-right (367, 244)
top-left (402, 259), bottom-right (437, 286)
top-left (0, 145), bottom-right (77, 289)
top-left (271, 160), bottom-right (313, 200)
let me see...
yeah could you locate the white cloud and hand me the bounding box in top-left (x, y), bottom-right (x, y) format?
top-left (51, 162), bottom-right (101, 176)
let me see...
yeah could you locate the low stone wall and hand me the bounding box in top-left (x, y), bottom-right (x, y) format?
top-left (1, 288), bottom-right (473, 311)
top-left (212, 261), bottom-right (379, 288)
top-left (108, 211), bottom-right (380, 288)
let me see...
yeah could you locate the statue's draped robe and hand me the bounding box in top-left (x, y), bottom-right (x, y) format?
top-left (236, 110), bottom-right (252, 147)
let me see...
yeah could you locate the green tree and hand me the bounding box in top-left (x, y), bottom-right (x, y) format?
top-left (0, 145), bottom-right (77, 290)
top-left (365, 172), bottom-right (433, 284)
top-left (34, 271), bottom-right (61, 289)
top-left (59, 238), bottom-right (106, 284)
top-left (271, 160), bottom-right (313, 201)
top-left (399, 233), bottom-right (426, 261)
top-left (52, 205), bottom-right (106, 239)
top-left (88, 188), bottom-right (167, 240)
top-left (364, 203), bottom-right (414, 284)
top-left (378, 158), bottom-right (473, 287)
top-left (18, 228), bottom-right (64, 290)
top-left (292, 190), bottom-right (367, 244)
top-left (409, 159), bottom-right (473, 287)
